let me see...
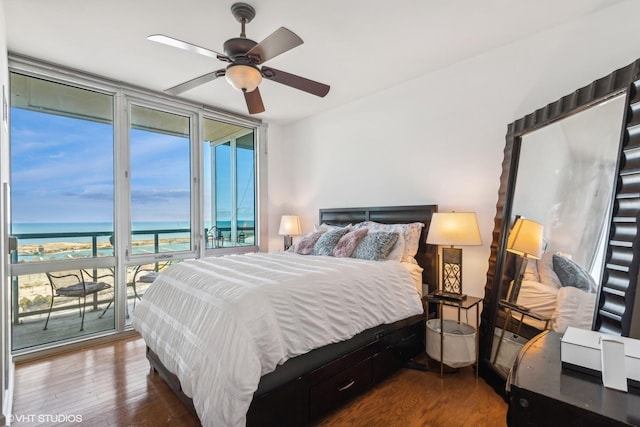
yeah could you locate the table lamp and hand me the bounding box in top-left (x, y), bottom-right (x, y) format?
top-left (278, 215), bottom-right (301, 250)
top-left (426, 212), bottom-right (482, 295)
top-left (506, 217), bottom-right (544, 304)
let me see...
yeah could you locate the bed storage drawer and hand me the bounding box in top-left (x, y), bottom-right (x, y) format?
top-left (373, 318), bottom-right (423, 382)
top-left (309, 357), bottom-right (372, 419)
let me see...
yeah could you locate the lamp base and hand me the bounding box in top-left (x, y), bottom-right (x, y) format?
top-left (283, 235), bottom-right (293, 251)
top-left (507, 256), bottom-right (529, 304)
top-left (442, 247), bottom-right (462, 294)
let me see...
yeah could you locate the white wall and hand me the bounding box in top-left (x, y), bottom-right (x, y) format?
top-left (264, 122), bottom-right (288, 252)
top-left (269, 1), bottom-right (640, 299)
top-left (0, 2), bottom-right (11, 424)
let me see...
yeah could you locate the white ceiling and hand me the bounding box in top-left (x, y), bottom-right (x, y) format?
top-left (3, 0), bottom-right (626, 125)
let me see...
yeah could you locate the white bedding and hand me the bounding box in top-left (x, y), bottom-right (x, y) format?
top-left (515, 280), bottom-right (596, 332)
top-left (552, 286), bottom-right (597, 332)
top-left (132, 252), bottom-right (423, 427)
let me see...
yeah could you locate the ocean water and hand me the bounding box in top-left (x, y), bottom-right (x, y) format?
top-left (12, 221), bottom-right (255, 261)
top-left (12, 221), bottom-right (255, 241)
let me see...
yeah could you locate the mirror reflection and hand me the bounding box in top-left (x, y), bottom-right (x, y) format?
top-left (490, 93), bottom-right (626, 374)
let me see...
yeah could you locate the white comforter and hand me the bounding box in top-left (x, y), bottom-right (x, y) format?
top-left (132, 252), bottom-right (423, 427)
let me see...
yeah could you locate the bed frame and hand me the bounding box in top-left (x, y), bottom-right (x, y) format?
top-left (146, 204), bottom-right (438, 426)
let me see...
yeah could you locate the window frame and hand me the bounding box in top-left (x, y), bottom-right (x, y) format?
top-left (124, 97), bottom-right (198, 261)
top-left (202, 119), bottom-right (257, 255)
top-left (7, 54), bottom-right (267, 356)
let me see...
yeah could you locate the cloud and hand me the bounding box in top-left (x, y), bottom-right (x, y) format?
top-left (131, 189), bottom-right (190, 203)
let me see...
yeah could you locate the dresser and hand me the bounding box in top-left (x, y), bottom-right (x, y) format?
top-left (506, 330), bottom-right (640, 426)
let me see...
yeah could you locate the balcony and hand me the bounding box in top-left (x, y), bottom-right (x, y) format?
top-left (10, 225), bottom-right (254, 351)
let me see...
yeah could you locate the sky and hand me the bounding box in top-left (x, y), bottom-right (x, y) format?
top-left (11, 108), bottom-right (116, 223)
top-left (10, 106), bottom-right (254, 227)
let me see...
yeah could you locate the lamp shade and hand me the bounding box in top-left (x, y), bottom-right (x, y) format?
top-left (507, 218), bottom-right (544, 259)
top-left (426, 212), bottom-right (482, 246)
top-left (278, 215), bottom-right (301, 236)
top-left (225, 64), bottom-right (262, 92)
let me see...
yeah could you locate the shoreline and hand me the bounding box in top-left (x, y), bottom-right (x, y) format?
top-left (17, 238), bottom-right (191, 256)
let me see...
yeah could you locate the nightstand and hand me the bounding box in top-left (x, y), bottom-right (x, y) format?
top-left (424, 292), bottom-right (482, 378)
top-left (506, 331), bottom-right (640, 426)
top-left (492, 299), bottom-right (551, 365)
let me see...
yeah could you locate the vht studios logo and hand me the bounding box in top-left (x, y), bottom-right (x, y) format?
top-left (9, 413), bottom-right (83, 423)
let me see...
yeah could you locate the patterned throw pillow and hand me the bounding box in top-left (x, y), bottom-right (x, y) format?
top-left (552, 254), bottom-right (595, 292)
top-left (332, 228), bottom-right (369, 258)
top-left (288, 230), bottom-right (326, 255)
top-left (312, 227), bottom-right (350, 256)
top-left (351, 232), bottom-right (399, 261)
top-left (355, 221), bottom-right (423, 262)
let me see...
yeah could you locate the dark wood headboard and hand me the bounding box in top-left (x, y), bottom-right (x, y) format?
top-left (319, 205), bottom-right (438, 293)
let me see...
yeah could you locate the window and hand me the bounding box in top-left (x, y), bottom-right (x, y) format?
top-left (129, 104), bottom-right (192, 255)
top-left (9, 72), bottom-right (115, 349)
top-left (7, 57), bottom-right (264, 354)
top-left (202, 117), bottom-right (256, 250)
top-left (10, 73), bottom-right (114, 263)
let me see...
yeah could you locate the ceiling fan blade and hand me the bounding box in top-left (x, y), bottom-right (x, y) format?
top-left (147, 34), bottom-right (230, 62)
top-left (246, 27), bottom-right (303, 64)
top-left (165, 69), bottom-right (226, 95)
top-left (244, 87), bottom-right (265, 114)
top-left (261, 66), bottom-right (330, 97)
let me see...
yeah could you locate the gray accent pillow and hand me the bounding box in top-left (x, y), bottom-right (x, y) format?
top-left (351, 232), bottom-right (399, 261)
top-left (288, 230), bottom-right (326, 255)
top-left (312, 227), bottom-right (350, 256)
top-left (552, 253), bottom-right (595, 292)
top-left (333, 228), bottom-right (369, 258)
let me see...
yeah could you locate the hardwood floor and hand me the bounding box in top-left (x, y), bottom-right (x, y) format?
top-left (12, 335), bottom-right (507, 426)
top-left (315, 356), bottom-right (508, 427)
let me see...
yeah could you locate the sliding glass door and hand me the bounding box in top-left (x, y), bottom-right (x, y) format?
top-left (9, 73), bottom-right (115, 350)
top-left (203, 117), bottom-right (256, 251)
top-left (7, 57), bottom-right (263, 354)
top-left (124, 104), bottom-right (194, 326)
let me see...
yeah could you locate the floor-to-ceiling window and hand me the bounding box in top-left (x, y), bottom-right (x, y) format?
top-left (203, 118), bottom-right (256, 251)
top-left (9, 73), bottom-right (115, 350)
top-left (7, 57), bottom-right (263, 354)
top-left (124, 103), bottom-right (195, 327)
top-left (129, 104), bottom-right (192, 255)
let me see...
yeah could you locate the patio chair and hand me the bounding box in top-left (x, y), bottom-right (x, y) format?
top-left (44, 269), bottom-right (112, 331)
top-left (132, 265), bottom-right (161, 302)
top-left (99, 262), bottom-right (168, 319)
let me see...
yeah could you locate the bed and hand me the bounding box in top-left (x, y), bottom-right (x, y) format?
top-left (504, 251), bottom-right (597, 335)
top-left (133, 205), bottom-right (438, 426)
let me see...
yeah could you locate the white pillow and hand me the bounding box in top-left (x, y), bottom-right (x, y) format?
top-left (536, 251), bottom-right (562, 289)
top-left (514, 280), bottom-right (558, 330)
top-left (552, 286), bottom-right (597, 333)
top-left (402, 261), bottom-right (424, 295)
top-left (314, 223), bottom-right (351, 232)
top-left (515, 280), bottom-right (558, 319)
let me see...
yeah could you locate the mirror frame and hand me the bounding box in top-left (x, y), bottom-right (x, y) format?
top-left (479, 58), bottom-right (640, 393)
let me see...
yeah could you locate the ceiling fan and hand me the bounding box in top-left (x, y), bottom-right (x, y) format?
top-left (147, 2), bottom-right (330, 114)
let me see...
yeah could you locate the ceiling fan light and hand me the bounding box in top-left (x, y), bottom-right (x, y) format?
top-left (225, 64), bottom-right (262, 92)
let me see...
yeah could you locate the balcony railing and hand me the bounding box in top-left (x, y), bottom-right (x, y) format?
top-left (10, 226), bottom-right (255, 325)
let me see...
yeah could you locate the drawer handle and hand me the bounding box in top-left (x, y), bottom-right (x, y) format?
top-left (337, 380), bottom-right (356, 392)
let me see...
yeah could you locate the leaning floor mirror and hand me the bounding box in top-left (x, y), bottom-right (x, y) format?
top-left (479, 58), bottom-right (640, 393)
